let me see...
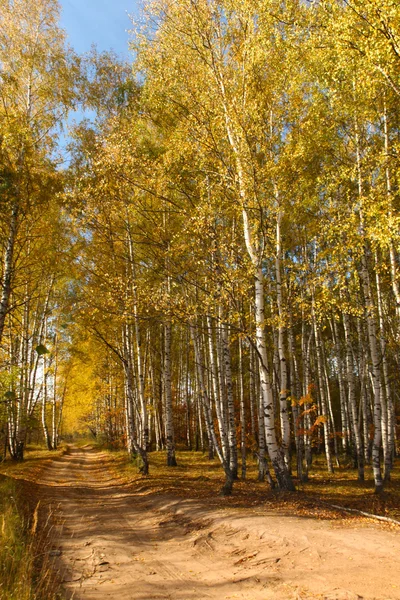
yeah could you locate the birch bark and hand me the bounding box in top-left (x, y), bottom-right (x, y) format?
top-left (355, 121), bottom-right (384, 491)
top-left (312, 302), bottom-right (334, 473)
top-left (221, 320), bottom-right (238, 479)
top-left (342, 312), bottom-right (364, 480)
top-left (238, 335), bottom-right (246, 479)
top-left (275, 212), bottom-right (291, 468)
top-left (164, 321), bottom-right (177, 466)
top-left (374, 253), bottom-right (394, 480)
top-left (190, 322), bottom-right (234, 494)
top-left (206, 316), bottom-right (229, 462)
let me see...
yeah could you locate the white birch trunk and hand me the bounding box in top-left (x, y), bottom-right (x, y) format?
top-left (42, 352), bottom-right (52, 450)
top-left (275, 213), bottom-right (291, 468)
top-left (190, 322), bottom-right (233, 494)
top-left (302, 320), bottom-right (312, 480)
top-left (51, 335), bottom-right (59, 450)
top-left (359, 240), bottom-right (383, 491)
top-left (354, 105), bottom-right (384, 491)
top-left (342, 312), bottom-right (364, 480)
top-left (0, 201), bottom-right (19, 345)
top-left (331, 318), bottom-right (350, 452)
top-left (221, 320), bottom-right (238, 479)
top-left (249, 344), bottom-right (257, 446)
top-left (288, 323), bottom-right (304, 482)
top-left (238, 335), bottom-right (246, 479)
top-left (164, 321), bottom-right (177, 466)
top-left (374, 253), bottom-right (394, 480)
top-left (382, 98), bottom-right (400, 322)
top-left (255, 266), bottom-right (294, 490)
top-left (312, 303), bottom-right (334, 473)
top-left (206, 316), bottom-right (229, 461)
top-left (126, 225), bottom-right (149, 466)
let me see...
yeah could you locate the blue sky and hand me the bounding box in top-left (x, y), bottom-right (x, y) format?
top-left (58, 0), bottom-right (142, 159)
top-left (60, 0), bottom-right (141, 60)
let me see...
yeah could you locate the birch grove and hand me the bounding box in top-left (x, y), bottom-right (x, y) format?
top-left (0, 0), bottom-right (399, 497)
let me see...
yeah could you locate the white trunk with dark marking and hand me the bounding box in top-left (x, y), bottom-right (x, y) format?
top-left (0, 201), bottom-right (19, 345)
top-left (288, 323), bottom-right (304, 482)
top-left (164, 321), bottom-right (177, 466)
top-left (216, 306), bottom-right (228, 440)
top-left (238, 336), bottom-right (246, 479)
top-left (221, 320), bottom-right (238, 479)
top-left (275, 213), bottom-right (290, 468)
top-left (331, 319), bottom-right (349, 451)
top-left (185, 329), bottom-right (192, 450)
top-left (302, 321), bottom-right (312, 479)
top-left (51, 335), bottom-right (59, 449)
top-left (321, 341), bottom-right (340, 467)
top-left (215, 68), bottom-right (293, 488)
top-left (190, 323), bottom-right (233, 494)
top-left (249, 345), bottom-right (257, 444)
top-left (312, 303), bottom-right (334, 473)
top-left (359, 241), bottom-right (383, 491)
top-left (355, 118), bottom-right (384, 490)
top-left (342, 312), bottom-right (364, 480)
top-left (126, 224), bottom-right (149, 470)
top-left (254, 266), bottom-right (294, 490)
top-left (382, 99), bottom-right (400, 322)
top-left (206, 316), bottom-right (229, 462)
top-left (357, 319), bottom-right (371, 464)
top-left (353, 103), bottom-right (385, 489)
top-left (375, 254), bottom-right (394, 480)
top-left (256, 385), bottom-right (275, 488)
top-left (42, 353), bottom-right (52, 450)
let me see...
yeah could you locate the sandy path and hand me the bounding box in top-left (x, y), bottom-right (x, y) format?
top-left (38, 447), bottom-right (400, 600)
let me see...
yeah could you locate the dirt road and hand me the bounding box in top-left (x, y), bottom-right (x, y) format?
top-left (37, 447), bottom-right (400, 600)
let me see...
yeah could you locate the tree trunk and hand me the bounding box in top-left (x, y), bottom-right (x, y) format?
top-left (221, 320), bottom-right (238, 479)
top-left (375, 253), bottom-right (394, 480)
top-left (0, 201), bottom-right (19, 345)
top-left (342, 312), bottom-right (364, 480)
top-left (206, 316), bottom-right (229, 462)
top-left (190, 322), bottom-right (233, 494)
top-left (312, 303), bottom-right (334, 473)
top-left (164, 321), bottom-right (177, 466)
top-left (254, 266), bottom-right (295, 491)
top-left (238, 335), bottom-right (247, 480)
top-left (275, 212), bottom-right (291, 469)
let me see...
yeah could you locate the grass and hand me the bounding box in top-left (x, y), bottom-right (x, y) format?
top-left (0, 444), bottom-right (65, 480)
top-left (104, 448), bottom-right (400, 526)
top-left (0, 477), bottom-right (33, 600)
top-left (0, 445), bottom-right (65, 600)
top-left (0, 477), bottom-right (61, 600)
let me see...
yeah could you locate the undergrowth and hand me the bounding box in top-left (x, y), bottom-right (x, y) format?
top-left (104, 448), bottom-right (400, 525)
top-left (0, 478), bottom-right (32, 600)
top-left (0, 447), bottom-right (63, 600)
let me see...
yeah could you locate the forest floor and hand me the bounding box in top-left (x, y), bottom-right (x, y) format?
top-left (1, 446), bottom-right (400, 600)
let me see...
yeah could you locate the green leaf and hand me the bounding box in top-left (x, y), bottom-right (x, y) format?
top-left (36, 344), bottom-right (49, 356)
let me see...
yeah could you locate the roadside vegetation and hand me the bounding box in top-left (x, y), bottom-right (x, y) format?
top-left (103, 447), bottom-right (400, 526)
top-left (0, 446), bottom-right (64, 600)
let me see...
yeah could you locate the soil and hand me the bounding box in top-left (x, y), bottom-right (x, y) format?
top-left (35, 446), bottom-right (400, 600)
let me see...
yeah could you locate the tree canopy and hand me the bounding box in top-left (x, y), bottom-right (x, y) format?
top-left (1, 0), bottom-right (400, 494)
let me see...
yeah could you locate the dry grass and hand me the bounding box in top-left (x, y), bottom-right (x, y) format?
top-left (0, 445), bottom-right (65, 481)
top-left (0, 477), bottom-right (62, 600)
top-left (0, 445), bottom-right (66, 600)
